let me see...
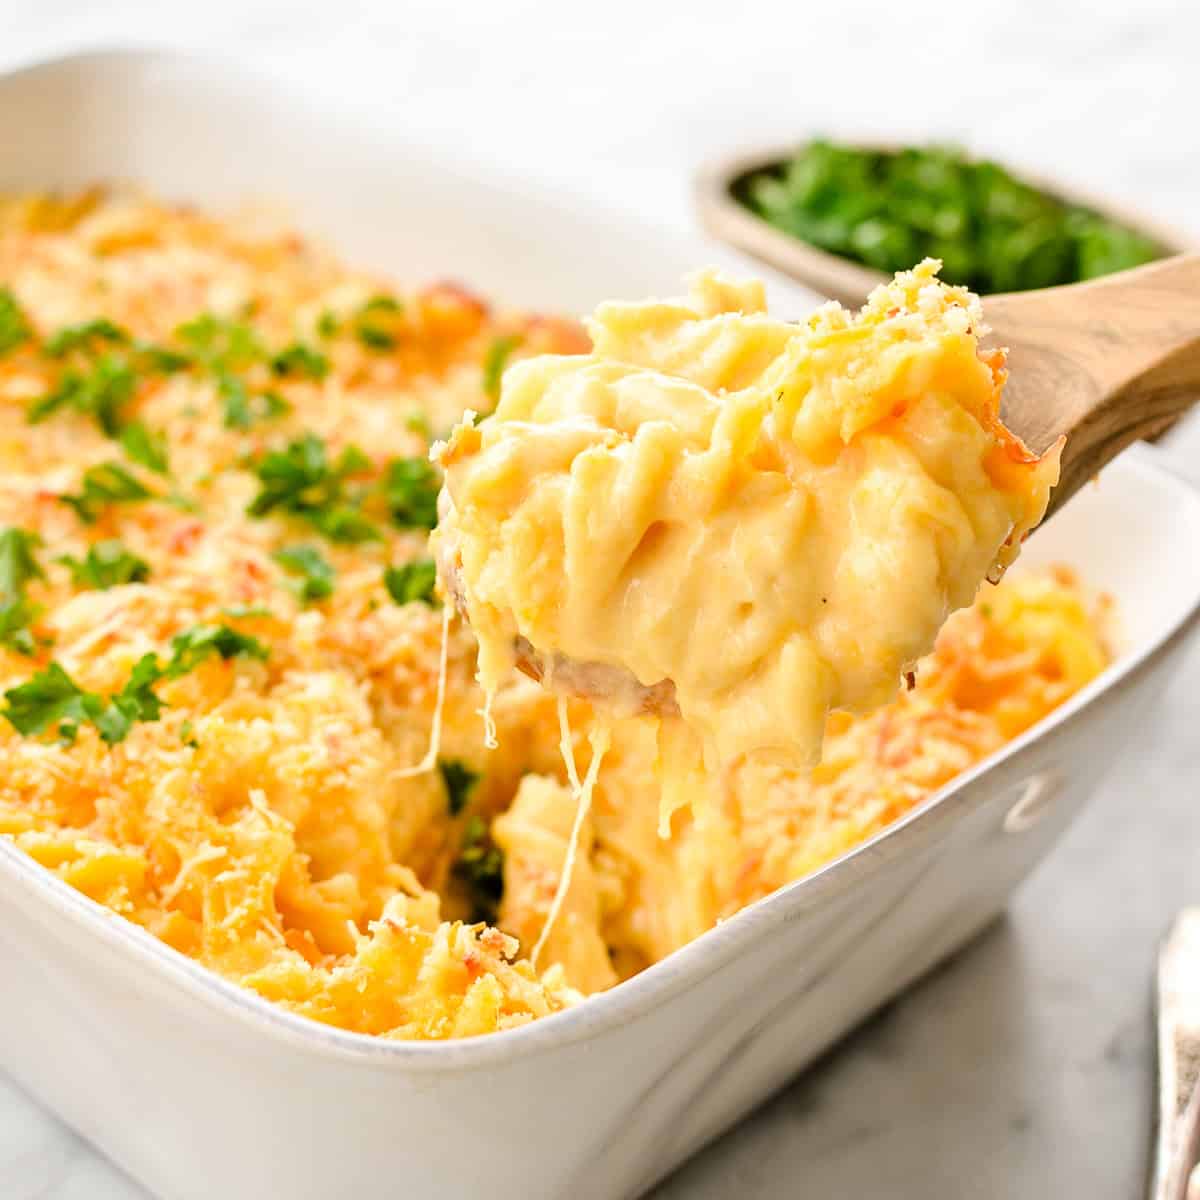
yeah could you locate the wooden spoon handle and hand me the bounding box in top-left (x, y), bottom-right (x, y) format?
top-left (983, 255), bottom-right (1200, 520)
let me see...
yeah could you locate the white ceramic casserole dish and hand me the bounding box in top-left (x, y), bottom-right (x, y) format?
top-left (0, 49), bottom-right (1198, 1200)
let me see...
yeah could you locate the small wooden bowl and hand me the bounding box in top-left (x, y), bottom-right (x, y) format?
top-left (695, 143), bottom-right (1198, 307)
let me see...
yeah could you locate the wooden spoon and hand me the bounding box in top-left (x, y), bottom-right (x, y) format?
top-left (984, 253), bottom-right (1200, 521)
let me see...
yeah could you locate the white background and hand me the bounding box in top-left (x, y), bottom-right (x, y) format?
top-left (0, 2), bottom-right (1198, 1197)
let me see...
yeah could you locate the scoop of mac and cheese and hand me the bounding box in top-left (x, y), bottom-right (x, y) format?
top-left (436, 262), bottom-right (1060, 802)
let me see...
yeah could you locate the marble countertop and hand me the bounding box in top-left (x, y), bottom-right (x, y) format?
top-left (1, 3), bottom-right (1198, 1196)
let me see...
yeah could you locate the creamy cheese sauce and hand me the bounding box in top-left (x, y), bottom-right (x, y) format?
top-left (436, 261), bottom-right (1061, 817)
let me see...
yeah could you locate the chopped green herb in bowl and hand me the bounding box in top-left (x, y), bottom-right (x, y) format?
top-left (728, 140), bottom-right (1173, 297)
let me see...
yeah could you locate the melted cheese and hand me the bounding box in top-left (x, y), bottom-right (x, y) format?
top-left (498, 566), bottom-right (1112, 986)
top-left (436, 262), bottom-right (1061, 807)
top-left (528, 699), bottom-right (610, 967)
top-left (396, 601), bottom-right (452, 779)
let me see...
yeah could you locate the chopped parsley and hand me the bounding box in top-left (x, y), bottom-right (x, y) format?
top-left (271, 342), bottom-right (329, 381)
top-left (260, 390), bottom-right (292, 419)
top-left (28, 355), bottom-right (137, 436)
top-left (176, 313), bottom-right (291, 430)
top-left (119, 421), bottom-right (169, 475)
top-left (217, 374), bottom-right (253, 430)
top-left (220, 604), bottom-right (275, 620)
top-left (453, 814), bottom-right (504, 924)
top-left (740, 140), bottom-right (1163, 293)
top-left (249, 433), bottom-right (341, 510)
top-left (315, 310), bottom-right (340, 339)
top-left (482, 334), bottom-right (522, 402)
top-left (1, 655), bottom-right (163, 745)
top-left (305, 505), bottom-right (379, 543)
top-left (176, 312), bottom-right (263, 370)
top-left (0, 289), bottom-right (31, 356)
top-left (273, 544), bottom-right (335, 603)
top-left (93, 654), bottom-right (167, 742)
top-left (0, 598), bottom-right (41, 657)
top-left (384, 559), bottom-right (437, 607)
top-left (2, 619), bottom-right (270, 745)
top-left (354, 294), bottom-right (403, 351)
top-left (381, 457), bottom-right (440, 530)
top-left (221, 373), bottom-right (286, 429)
top-left (404, 409), bottom-right (433, 441)
top-left (0, 528), bottom-right (45, 655)
top-left (135, 343), bottom-right (191, 374)
top-left (218, 374), bottom-right (291, 430)
top-left (2, 662), bottom-right (101, 740)
top-left (355, 323), bottom-right (395, 351)
top-left (164, 623), bottom-right (269, 679)
top-left (248, 434), bottom-right (381, 543)
top-left (59, 540), bottom-right (150, 590)
top-left (361, 294), bottom-right (402, 314)
top-left (43, 317), bottom-right (129, 359)
top-left (439, 758), bottom-right (479, 817)
top-left (30, 316), bottom-right (187, 438)
top-left (43, 320), bottom-right (187, 378)
top-left (59, 462), bottom-right (153, 524)
top-left (0, 528), bottom-right (45, 597)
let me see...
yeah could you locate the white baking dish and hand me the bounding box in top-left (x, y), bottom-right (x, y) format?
top-left (0, 49), bottom-right (1198, 1200)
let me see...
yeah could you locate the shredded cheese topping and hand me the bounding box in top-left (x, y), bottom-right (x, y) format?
top-left (0, 190), bottom-right (1108, 1037)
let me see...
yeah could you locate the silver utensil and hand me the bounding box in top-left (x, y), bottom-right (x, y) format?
top-left (1151, 910), bottom-right (1200, 1200)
